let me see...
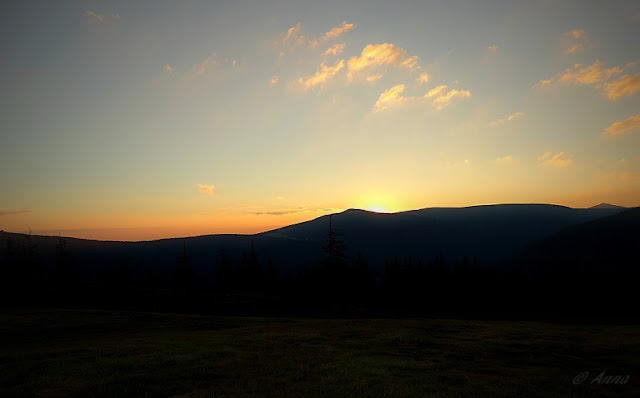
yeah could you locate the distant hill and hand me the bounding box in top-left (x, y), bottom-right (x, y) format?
top-left (589, 202), bottom-right (627, 210)
top-left (0, 203), bottom-right (628, 281)
top-left (259, 203), bottom-right (626, 271)
top-left (502, 206), bottom-right (640, 278)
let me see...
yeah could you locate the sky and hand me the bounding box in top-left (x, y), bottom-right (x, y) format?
top-left (1, 0), bottom-right (639, 240)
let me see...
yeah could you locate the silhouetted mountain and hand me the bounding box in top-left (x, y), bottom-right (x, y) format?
top-left (259, 204), bottom-right (625, 272)
top-left (0, 203), bottom-right (628, 282)
top-left (503, 206), bottom-right (640, 278)
top-left (589, 202), bottom-right (627, 210)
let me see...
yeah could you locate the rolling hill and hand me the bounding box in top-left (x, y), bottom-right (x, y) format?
top-left (0, 203), bottom-right (628, 282)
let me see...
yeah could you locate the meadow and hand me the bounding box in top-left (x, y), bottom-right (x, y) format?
top-left (1, 309), bottom-right (638, 397)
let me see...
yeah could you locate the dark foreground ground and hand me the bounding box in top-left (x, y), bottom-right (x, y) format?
top-left (1, 309), bottom-right (638, 397)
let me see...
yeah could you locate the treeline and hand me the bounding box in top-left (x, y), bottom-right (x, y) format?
top-left (0, 227), bottom-right (635, 320)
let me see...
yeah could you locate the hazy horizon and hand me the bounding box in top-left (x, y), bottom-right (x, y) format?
top-left (2, 1), bottom-right (639, 240)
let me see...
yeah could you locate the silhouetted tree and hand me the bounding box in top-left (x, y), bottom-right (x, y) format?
top-left (322, 215), bottom-right (348, 265)
top-left (55, 235), bottom-right (76, 290)
top-left (173, 241), bottom-right (196, 290)
top-left (215, 249), bottom-right (233, 293)
top-left (237, 240), bottom-right (263, 292)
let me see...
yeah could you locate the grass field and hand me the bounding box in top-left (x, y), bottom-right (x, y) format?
top-left (0, 309), bottom-right (638, 397)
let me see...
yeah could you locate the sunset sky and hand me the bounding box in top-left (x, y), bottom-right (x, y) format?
top-left (1, 1), bottom-right (639, 240)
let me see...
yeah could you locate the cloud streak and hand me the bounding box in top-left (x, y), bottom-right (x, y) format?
top-left (535, 61), bottom-right (640, 100)
top-left (603, 74), bottom-right (640, 100)
top-left (86, 10), bottom-right (106, 23)
top-left (0, 210), bottom-right (34, 216)
top-left (279, 21), bottom-right (354, 55)
top-left (323, 43), bottom-right (345, 56)
top-left (298, 59), bottom-right (345, 89)
top-left (538, 152), bottom-right (572, 167)
top-left (564, 29), bottom-right (587, 54)
top-left (373, 84), bottom-right (470, 111)
top-left (490, 111), bottom-right (525, 126)
top-left (320, 21), bottom-right (354, 41)
top-left (347, 43), bottom-right (419, 80)
top-left (602, 114), bottom-right (640, 136)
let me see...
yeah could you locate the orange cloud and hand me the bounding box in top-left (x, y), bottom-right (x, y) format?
top-left (564, 29), bottom-right (587, 54)
top-left (323, 43), bottom-right (345, 56)
top-left (602, 114), bottom-right (640, 136)
top-left (298, 59), bottom-right (345, 89)
top-left (280, 22), bottom-right (354, 54)
top-left (424, 85), bottom-right (447, 98)
top-left (373, 84), bottom-right (470, 111)
top-left (417, 73), bottom-right (430, 84)
top-left (603, 74), bottom-right (640, 100)
top-left (535, 61), bottom-right (640, 100)
top-left (321, 21), bottom-right (354, 41)
top-left (487, 45), bottom-right (499, 52)
top-left (538, 152), bottom-right (572, 167)
top-left (431, 88), bottom-right (471, 110)
top-left (490, 111), bottom-right (525, 126)
top-left (565, 44), bottom-right (583, 54)
top-left (196, 184), bottom-right (215, 195)
top-left (347, 43), bottom-right (419, 80)
top-left (373, 84), bottom-right (406, 111)
top-left (556, 62), bottom-right (621, 85)
top-left (163, 64), bottom-right (175, 73)
top-left (567, 29), bottom-right (586, 39)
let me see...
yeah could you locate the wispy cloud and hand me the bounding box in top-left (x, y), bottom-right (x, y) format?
top-left (86, 10), bottom-right (120, 24)
top-left (0, 210), bottom-right (34, 216)
top-left (602, 114), bottom-right (640, 136)
top-left (271, 75), bottom-right (279, 84)
top-left (417, 73), bottom-right (430, 84)
top-left (373, 84), bottom-right (470, 112)
top-left (253, 205), bottom-right (342, 216)
top-left (163, 64), bottom-right (175, 73)
top-left (619, 172), bottom-right (639, 180)
top-left (431, 88), bottom-right (471, 110)
top-left (254, 208), bottom-right (305, 216)
top-left (538, 151), bottom-right (572, 167)
top-left (196, 184), bottom-right (215, 195)
top-left (373, 84), bottom-right (407, 111)
top-left (280, 23), bottom-right (307, 52)
top-left (190, 53), bottom-right (220, 76)
top-left (603, 74), bottom-right (640, 100)
top-left (567, 29), bottom-right (586, 39)
top-left (319, 21), bottom-right (354, 41)
top-left (495, 155), bottom-right (513, 164)
top-left (347, 43), bottom-right (419, 80)
top-left (185, 53), bottom-right (239, 79)
top-left (279, 21), bottom-right (354, 55)
top-left (487, 44), bottom-right (499, 52)
top-left (535, 61), bottom-right (640, 100)
top-left (86, 10), bottom-right (106, 23)
top-left (323, 43), bottom-right (345, 56)
top-left (298, 59), bottom-right (345, 89)
top-left (489, 111), bottom-right (525, 126)
top-left (564, 29), bottom-right (587, 54)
